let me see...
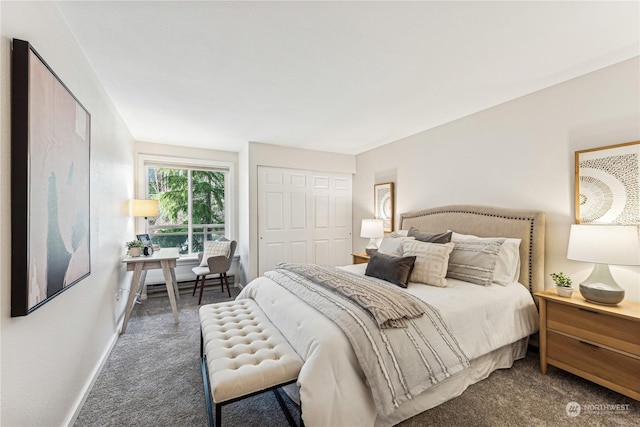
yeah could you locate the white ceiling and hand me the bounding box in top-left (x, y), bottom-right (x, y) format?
top-left (56, 1), bottom-right (639, 155)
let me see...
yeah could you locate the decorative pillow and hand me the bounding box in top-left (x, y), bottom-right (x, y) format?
top-left (402, 240), bottom-right (455, 287)
top-left (446, 239), bottom-right (504, 286)
top-left (200, 240), bottom-right (231, 266)
top-left (365, 252), bottom-right (417, 288)
top-left (451, 232), bottom-right (521, 286)
top-left (407, 227), bottom-right (452, 244)
top-left (390, 230), bottom-right (409, 237)
top-left (377, 236), bottom-right (415, 257)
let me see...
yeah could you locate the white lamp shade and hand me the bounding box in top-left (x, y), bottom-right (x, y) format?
top-left (567, 224), bottom-right (640, 266)
top-left (360, 219), bottom-right (384, 239)
top-left (131, 199), bottom-right (159, 218)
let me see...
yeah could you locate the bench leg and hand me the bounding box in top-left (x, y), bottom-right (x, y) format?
top-left (215, 403), bottom-right (222, 427)
top-left (273, 387), bottom-right (298, 427)
top-left (201, 355), bottom-right (214, 427)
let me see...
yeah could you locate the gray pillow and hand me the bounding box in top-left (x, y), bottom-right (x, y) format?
top-left (377, 236), bottom-right (415, 257)
top-left (407, 227), bottom-right (452, 244)
top-left (365, 252), bottom-right (417, 288)
top-left (446, 239), bottom-right (504, 286)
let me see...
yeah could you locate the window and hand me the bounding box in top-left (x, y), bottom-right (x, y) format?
top-left (138, 154), bottom-right (233, 256)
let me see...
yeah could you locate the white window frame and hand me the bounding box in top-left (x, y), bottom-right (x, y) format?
top-left (136, 154), bottom-right (235, 256)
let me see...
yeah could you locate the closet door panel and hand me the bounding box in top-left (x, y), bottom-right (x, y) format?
top-left (258, 167), bottom-right (352, 276)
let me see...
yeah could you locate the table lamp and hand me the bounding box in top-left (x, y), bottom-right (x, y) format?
top-left (132, 199), bottom-right (159, 219)
top-left (567, 224), bottom-right (640, 305)
top-left (132, 199), bottom-right (159, 238)
top-left (361, 219), bottom-right (384, 255)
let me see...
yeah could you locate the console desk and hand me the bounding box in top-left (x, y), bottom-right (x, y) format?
top-left (121, 248), bottom-right (180, 334)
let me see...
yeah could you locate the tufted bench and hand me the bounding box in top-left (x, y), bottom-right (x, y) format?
top-left (199, 299), bottom-right (304, 427)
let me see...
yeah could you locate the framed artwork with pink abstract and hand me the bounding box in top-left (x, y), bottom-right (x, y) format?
top-left (11, 39), bottom-right (91, 316)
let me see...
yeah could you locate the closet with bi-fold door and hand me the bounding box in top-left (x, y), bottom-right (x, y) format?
top-left (257, 166), bottom-right (353, 276)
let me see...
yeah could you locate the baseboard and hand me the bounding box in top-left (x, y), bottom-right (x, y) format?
top-left (64, 330), bottom-right (119, 427)
top-left (146, 276), bottom-right (236, 298)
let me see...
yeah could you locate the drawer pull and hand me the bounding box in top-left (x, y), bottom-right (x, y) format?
top-left (579, 340), bottom-right (599, 349)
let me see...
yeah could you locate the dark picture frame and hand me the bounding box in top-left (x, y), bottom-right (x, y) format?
top-left (136, 234), bottom-right (152, 247)
top-left (11, 39), bottom-right (91, 316)
top-left (575, 141), bottom-right (639, 224)
top-left (374, 182), bottom-right (394, 232)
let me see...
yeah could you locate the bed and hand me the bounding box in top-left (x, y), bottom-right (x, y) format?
top-left (238, 205), bottom-right (545, 426)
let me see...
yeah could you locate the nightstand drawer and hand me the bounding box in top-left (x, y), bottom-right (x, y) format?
top-left (352, 253), bottom-right (370, 265)
top-left (547, 331), bottom-right (640, 394)
top-left (547, 301), bottom-right (640, 356)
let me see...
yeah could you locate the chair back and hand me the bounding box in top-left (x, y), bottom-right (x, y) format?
top-left (206, 240), bottom-right (237, 273)
top-left (225, 240), bottom-right (237, 270)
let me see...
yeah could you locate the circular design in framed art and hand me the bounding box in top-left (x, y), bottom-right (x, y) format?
top-left (576, 142), bottom-right (639, 224)
top-left (578, 167), bottom-right (625, 223)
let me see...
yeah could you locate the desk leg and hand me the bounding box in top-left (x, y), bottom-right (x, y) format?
top-left (138, 270), bottom-right (148, 300)
top-left (170, 267), bottom-right (179, 300)
top-left (122, 262), bottom-right (144, 334)
top-left (161, 260), bottom-right (180, 324)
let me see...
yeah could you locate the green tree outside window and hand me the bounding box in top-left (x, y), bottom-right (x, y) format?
top-left (147, 167), bottom-right (225, 254)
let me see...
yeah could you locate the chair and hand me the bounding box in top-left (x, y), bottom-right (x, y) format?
top-left (192, 240), bottom-right (237, 305)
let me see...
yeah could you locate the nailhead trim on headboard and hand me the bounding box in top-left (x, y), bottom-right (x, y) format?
top-left (400, 205), bottom-right (545, 293)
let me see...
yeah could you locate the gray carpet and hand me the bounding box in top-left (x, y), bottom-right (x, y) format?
top-left (75, 285), bottom-right (639, 427)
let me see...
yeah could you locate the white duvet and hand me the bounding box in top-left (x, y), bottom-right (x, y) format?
top-left (238, 264), bottom-right (538, 427)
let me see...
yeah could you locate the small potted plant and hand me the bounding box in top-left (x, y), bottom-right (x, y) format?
top-left (126, 240), bottom-right (145, 257)
top-left (550, 272), bottom-right (573, 297)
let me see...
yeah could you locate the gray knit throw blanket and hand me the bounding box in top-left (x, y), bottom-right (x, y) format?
top-left (274, 263), bottom-right (424, 328)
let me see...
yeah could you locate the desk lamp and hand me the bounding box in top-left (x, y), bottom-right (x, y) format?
top-left (132, 199), bottom-right (159, 219)
top-left (131, 198), bottom-right (159, 241)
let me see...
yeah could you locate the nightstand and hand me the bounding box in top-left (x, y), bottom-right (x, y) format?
top-left (352, 252), bottom-right (370, 264)
top-left (535, 289), bottom-right (640, 400)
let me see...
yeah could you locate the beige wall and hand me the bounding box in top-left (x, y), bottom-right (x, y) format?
top-left (354, 57), bottom-right (640, 301)
top-left (1, 2), bottom-right (135, 425)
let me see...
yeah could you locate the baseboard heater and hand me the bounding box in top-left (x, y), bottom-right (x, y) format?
top-left (146, 276), bottom-right (236, 298)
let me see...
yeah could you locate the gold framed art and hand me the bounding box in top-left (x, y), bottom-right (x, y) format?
top-left (575, 141), bottom-right (639, 224)
top-left (374, 182), bottom-right (394, 232)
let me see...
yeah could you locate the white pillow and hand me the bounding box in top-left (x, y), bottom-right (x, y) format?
top-left (451, 232), bottom-right (521, 286)
top-left (200, 240), bottom-right (231, 267)
top-left (377, 236), bottom-right (415, 257)
top-left (402, 240), bottom-right (455, 287)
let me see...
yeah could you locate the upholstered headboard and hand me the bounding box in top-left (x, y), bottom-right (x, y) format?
top-left (400, 205), bottom-right (546, 293)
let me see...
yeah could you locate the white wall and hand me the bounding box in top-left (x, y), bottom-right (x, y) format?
top-left (241, 142), bottom-right (356, 283)
top-left (354, 57), bottom-right (640, 301)
top-left (238, 143), bottom-right (251, 285)
top-left (1, 2), bottom-right (135, 425)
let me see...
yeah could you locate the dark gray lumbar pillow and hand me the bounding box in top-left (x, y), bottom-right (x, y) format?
top-left (407, 227), bottom-right (452, 244)
top-left (365, 251), bottom-right (417, 288)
